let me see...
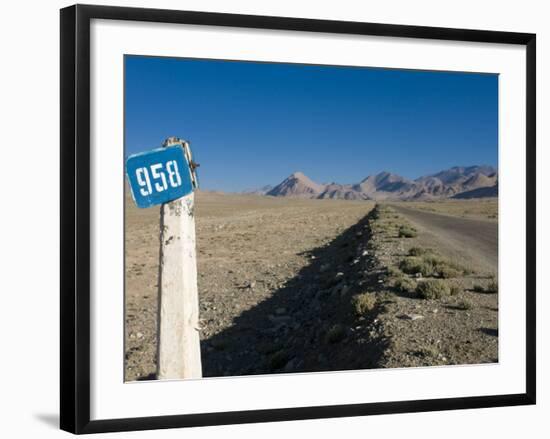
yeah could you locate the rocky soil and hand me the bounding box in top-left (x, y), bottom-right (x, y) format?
top-left (125, 192), bottom-right (498, 381)
top-left (366, 205), bottom-right (498, 368)
top-left (125, 191), bottom-right (376, 380)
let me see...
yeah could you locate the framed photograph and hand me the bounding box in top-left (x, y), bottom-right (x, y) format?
top-left (60, 4), bottom-right (536, 434)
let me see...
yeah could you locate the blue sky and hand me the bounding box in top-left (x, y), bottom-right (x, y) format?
top-left (125, 56), bottom-right (498, 192)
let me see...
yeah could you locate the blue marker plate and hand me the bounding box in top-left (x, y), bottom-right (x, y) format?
top-left (126, 145), bottom-right (194, 208)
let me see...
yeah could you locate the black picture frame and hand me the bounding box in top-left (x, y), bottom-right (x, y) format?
top-left (60, 4), bottom-right (536, 434)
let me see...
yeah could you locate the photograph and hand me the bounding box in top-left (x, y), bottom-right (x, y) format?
top-left (124, 55), bottom-right (499, 381)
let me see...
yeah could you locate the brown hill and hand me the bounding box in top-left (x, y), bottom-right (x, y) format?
top-left (452, 183), bottom-right (498, 199)
top-left (259, 166), bottom-right (497, 201)
top-left (421, 165), bottom-right (496, 185)
top-left (354, 172), bottom-right (416, 197)
top-left (266, 172), bottom-right (326, 198)
top-left (318, 183), bottom-right (369, 200)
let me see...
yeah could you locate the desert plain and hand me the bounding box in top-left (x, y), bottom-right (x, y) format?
top-left (125, 191), bottom-right (498, 381)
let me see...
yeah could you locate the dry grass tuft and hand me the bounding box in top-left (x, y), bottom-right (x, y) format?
top-left (473, 277), bottom-right (498, 294)
top-left (486, 277), bottom-right (498, 293)
top-left (449, 280), bottom-right (463, 296)
top-left (400, 253), bottom-right (464, 279)
top-left (399, 257), bottom-right (433, 277)
top-left (456, 298), bottom-right (474, 310)
top-left (351, 293), bottom-right (377, 315)
top-left (393, 276), bottom-right (417, 294)
top-left (387, 266), bottom-right (402, 278)
top-left (398, 225), bottom-right (417, 238)
top-left (416, 279), bottom-right (451, 299)
top-left (408, 247), bottom-right (434, 257)
top-left (436, 265), bottom-right (462, 279)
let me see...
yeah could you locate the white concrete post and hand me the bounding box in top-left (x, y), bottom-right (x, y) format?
top-left (156, 138), bottom-right (202, 380)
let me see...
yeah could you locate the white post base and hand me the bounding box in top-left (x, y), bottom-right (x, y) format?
top-left (157, 192), bottom-right (202, 380)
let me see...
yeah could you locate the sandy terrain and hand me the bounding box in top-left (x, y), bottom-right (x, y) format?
top-left (125, 191), bottom-right (375, 380)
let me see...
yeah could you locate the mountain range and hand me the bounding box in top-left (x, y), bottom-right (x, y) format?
top-left (248, 166), bottom-right (498, 201)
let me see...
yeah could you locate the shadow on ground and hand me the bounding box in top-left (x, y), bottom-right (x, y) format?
top-left (200, 211), bottom-right (389, 378)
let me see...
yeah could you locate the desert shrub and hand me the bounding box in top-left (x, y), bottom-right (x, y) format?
top-left (423, 254), bottom-right (463, 278)
top-left (374, 224), bottom-right (390, 233)
top-left (449, 281), bottom-right (462, 296)
top-left (371, 206), bottom-right (382, 219)
top-left (408, 247), bottom-right (434, 257)
top-left (422, 254), bottom-right (447, 267)
top-left (325, 324), bottom-right (346, 344)
top-left (398, 225), bottom-right (417, 238)
top-left (486, 277), bottom-right (498, 293)
top-left (400, 254), bottom-right (464, 279)
top-left (352, 293), bottom-right (377, 315)
top-left (457, 299), bottom-right (474, 310)
top-left (394, 276), bottom-right (417, 294)
top-left (416, 279), bottom-right (451, 299)
top-left (400, 257), bottom-right (434, 277)
top-left (473, 278), bottom-right (498, 294)
top-left (436, 265), bottom-right (462, 279)
top-left (371, 205), bottom-right (394, 222)
top-left (387, 265), bottom-right (402, 278)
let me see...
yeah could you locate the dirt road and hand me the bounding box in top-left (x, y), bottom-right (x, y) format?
top-left (391, 204), bottom-right (498, 275)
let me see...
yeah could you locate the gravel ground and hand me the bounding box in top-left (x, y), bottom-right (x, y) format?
top-left (125, 191), bottom-right (375, 380)
top-left (367, 204), bottom-right (498, 368)
top-left (125, 192), bottom-right (498, 381)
